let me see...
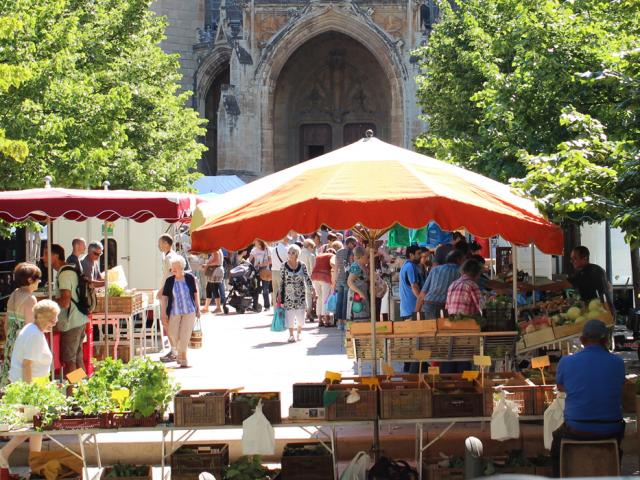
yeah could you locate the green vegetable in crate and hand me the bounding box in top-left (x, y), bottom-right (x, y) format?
top-left (108, 284), bottom-right (125, 297)
top-left (105, 463), bottom-right (149, 477)
top-left (1, 381), bottom-right (69, 428)
top-left (224, 455), bottom-right (278, 480)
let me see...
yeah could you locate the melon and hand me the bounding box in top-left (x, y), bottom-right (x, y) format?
top-left (588, 299), bottom-right (602, 311)
top-left (586, 309), bottom-right (604, 320)
top-left (566, 306), bottom-right (582, 320)
top-left (575, 315), bottom-right (586, 323)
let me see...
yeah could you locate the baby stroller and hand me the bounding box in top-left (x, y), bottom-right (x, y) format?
top-left (224, 260), bottom-right (263, 314)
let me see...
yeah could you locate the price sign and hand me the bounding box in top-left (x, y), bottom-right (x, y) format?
top-left (111, 388), bottom-right (130, 410)
top-left (361, 377), bottom-right (380, 389)
top-left (66, 368), bottom-right (87, 384)
top-left (415, 350), bottom-right (432, 361)
top-left (532, 356), bottom-right (550, 369)
top-left (382, 363), bottom-right (395, 377)
top-left (325, 371), bottom-right (342, 384)
top-left (428, 366), bottom-right (440, 376)
top-left (462, 370), bottom-right (480, 380)
top-left (473, 355), bottom-right (492, 367)
top-left (33, 376), bottom-right (49, 386)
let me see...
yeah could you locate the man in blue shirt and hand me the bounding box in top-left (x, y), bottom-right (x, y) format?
top-left (551, 319), bottom-right (625, 476)
top-left (398, 245), bottom-right (422, 320)
top-left (415, 249), bottom-right (465, 319)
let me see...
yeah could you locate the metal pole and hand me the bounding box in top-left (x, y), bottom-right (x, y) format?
top-left (103, 181), bottom-right (110, 358)
top-left (511, 244), bottom-right (518, 322)
top-left (531, 245), bottom-right (536, 307)
top-left (369, 243), bottom-right (377, 375)
top-left (489, 237), bottom-right (495, 279)
top-left (47, 218), bottom-right (54, 379)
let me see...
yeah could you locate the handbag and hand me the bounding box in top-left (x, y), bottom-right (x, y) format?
top-left (271, 306), bottom-right (286, 332)
top-left (189, 317), bottom-right (203, 349)
top-left (204, 265), bottom-right (216, 277)
top-left (367, 456), bottom-right (417, 480)
top-left (259, 267), bottom-right (272, 282)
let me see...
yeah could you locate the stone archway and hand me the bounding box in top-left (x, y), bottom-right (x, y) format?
top-left (272, 31), bottom-right (392, 169)
top-left (256, 6), bottom-right (405, 173)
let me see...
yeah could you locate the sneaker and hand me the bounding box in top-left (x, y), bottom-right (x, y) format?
top-left (160, 352), bottom-right (177, 363)
top-left (288, 336), bottom-right (296, 343)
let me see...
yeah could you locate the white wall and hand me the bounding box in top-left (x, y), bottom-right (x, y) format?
top-left (52, 218), bottom-right (172, 290)
top-left (581, 223), bottom-right (632, 286)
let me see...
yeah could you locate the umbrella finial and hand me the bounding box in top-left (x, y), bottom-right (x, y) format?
top-left (364, 129), bottom-right (374, 139)
top-left (102, 181), bottom-right (111, 190)
top-left (43, 176), bottom-right (52, 189)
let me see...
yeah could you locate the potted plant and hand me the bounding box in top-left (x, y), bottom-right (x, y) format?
top-left (223, 456), bottom-right (278, 480)
top-left (1, 381), bottom-right (68, 429)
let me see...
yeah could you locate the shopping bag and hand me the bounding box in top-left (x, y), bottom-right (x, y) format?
top-left (340, 451), bottom-right (372, 480)
top-left (490, 390), bottom-right (520, 441)
top-left (189, 317), bottom-right (203, 349)
top-left (543, 392), bottom-right (565, 450)
top-left (271, 306), bottom-right (286, 332)
top-left (368, 456), bottom-right (418, 480)
top-left (241, 400), bottom-right (275, 455)
top-left (326, 291), bottom-right (338, 313)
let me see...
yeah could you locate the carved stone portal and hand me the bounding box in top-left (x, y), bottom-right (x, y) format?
top-left (273, 31), bottom-right (391, 168)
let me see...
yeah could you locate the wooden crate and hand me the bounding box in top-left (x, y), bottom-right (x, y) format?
top-left (94, 293), bottom-right (144, 314)
top-left (379, 381), bottom-right (431, 419)
top-left (482, 372), bottom-right (535, 416)
top-left (229, 392), bottom-right (281, 424)
top-left (437, 317), bottom-right (480, 332)
top-left (174, 389), bottom-right (229, 427)
top-left (100, 465), bottom-right (152, 480)
top-left (393, 320), bottom-right (437, 335)
top-left (93, 344), bottom-right (131, 363)
top-left (292, 383), bottom-right (326, 408)
top-left (351, 337), bottom-right (385, 360)
top-left (532, 384), bottom-right (557, 414)
top-left (423, 462), bottom-right (464, 480)
top-left (281, 442), bottom-right (333, 480)
top-left (171, 443), bottom-right (229, 480)
top-left (388, 337), bottom-right (416, 360)
top-left (349, 321), bottom-right (393, 335)
top-left (325, 383), bottom-right (377, 420)
top-left (553, 322), bottom-right (583, 340)
top-left (523, 327), bottom-right (555, 348)
top-left (432, 380), bottom-right (483, 417)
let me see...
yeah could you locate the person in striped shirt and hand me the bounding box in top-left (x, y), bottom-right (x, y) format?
top-left (445, 259), bottom-right (483, 316)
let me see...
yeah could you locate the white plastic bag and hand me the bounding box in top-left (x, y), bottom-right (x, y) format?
top-left (490, 390), bottom-right (520, 441)
top-left (543, 392), bottom-right (565, 450)
top-left (339, 451), bottom-right (372, 480)
top-left (241, 400), bottom-right (275, 455)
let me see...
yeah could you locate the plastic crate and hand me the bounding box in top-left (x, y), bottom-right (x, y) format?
top-left (292, 383), bottom-right (326, 408)
top-left (482, 372), bottom-right (535, 416)
top-left (229, 392), bottom-right (281, 424)
top-left (174, 389), bottom-right (229, 427)
top-left (325, 383), bottom-right (377, 421)
top-left (171, 443), bottom-right (229, 480)
top-left (431, 380), bottom-right (483, 417)
top-left (33, 413), bottom-right (108, 430)
top-left (106, 412), bottom-right (160, 429)
top-left (281, 442), bottom-right (334, 480)
top-left (379, 381), bottom-right (431, 419)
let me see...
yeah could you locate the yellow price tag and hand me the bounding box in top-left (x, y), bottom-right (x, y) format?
top-left (414, 350), bottom-right (432, 361)
top-left (361, 377), bottom-right (380, 389)
top-left (325, 371), bottom-right (342, 383)
top-left (382, 363), bottom-right (395, 376)
top-left (66, 368), bottom-right (87, 384)
top-left (111, 388), bottom-right (130, 402)
top-left (33, 376), bottom-right (49, 386)
top-left (428, 366), bottom-right (440, 376)
top-left (473, 355), bottom-right (492, 367)
top-left (532, 355), bottom-right (550, 369)
top-left (462, 370), bottom-right (480, 380)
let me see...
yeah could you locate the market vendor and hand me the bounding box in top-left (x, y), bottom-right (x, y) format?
top-left (551, 319), bottom-right (625, 476)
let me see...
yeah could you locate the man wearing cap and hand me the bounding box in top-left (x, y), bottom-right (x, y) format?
top-left (551, 319), bottom-right (625, 476)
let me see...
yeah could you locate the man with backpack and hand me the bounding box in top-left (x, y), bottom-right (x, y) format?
top-left (46, 244), bottom-right (90, 373)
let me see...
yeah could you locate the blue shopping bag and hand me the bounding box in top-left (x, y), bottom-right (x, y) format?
top-left (271, 306), bottom-right (286, 332)
top-left (325, 292), bottom-right (338, 313)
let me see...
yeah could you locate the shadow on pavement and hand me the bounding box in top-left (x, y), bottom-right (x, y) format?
top-left (252, 341), bottom-right (292, 348)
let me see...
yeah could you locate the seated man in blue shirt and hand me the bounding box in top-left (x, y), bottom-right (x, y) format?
top-left (551, 319), bottom-right (625, 476)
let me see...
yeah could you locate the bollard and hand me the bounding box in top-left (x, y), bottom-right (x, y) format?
top-left (464, 436), bottom-right (484, 479)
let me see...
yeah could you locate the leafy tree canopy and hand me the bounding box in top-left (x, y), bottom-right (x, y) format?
top-left (0, 0), bottom-right (206, 192)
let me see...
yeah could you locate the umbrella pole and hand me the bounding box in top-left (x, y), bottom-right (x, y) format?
top-left (47, 218), bottom-right (54, 380)
top-left (104, 222), bottom-right (110, 358)
top-left (531, 245), bottom-right (536, 307)
top-left (511, 243), bottom-right (518, 322)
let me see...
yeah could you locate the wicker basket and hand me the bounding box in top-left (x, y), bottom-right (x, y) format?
top-left (325, 383), bottom-right (377, 420)
top-left (229, 392), bottom-right (281, 424)
top-left (171, 443), bottom-right (229, 480)
top-left (281, 442), bottom-right (334, 480)
top-left (379, 380), bottom-right (431, 419)
top-left (174, 389), bottom-right (228, 427)
top-left (94, 293), bottom-right (144, 314)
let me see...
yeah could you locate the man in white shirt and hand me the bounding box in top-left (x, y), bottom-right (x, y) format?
top-left (269, 237), bottom-right (289, 307)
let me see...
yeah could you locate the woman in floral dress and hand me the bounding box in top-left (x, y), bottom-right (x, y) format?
top-left (278, 245), bottom-right (313, 343)
top-left (0, 263), bottom-right (41, 387)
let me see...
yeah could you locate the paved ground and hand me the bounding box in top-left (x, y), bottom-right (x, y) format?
top-left (151, 307), bottom-right (357, 416)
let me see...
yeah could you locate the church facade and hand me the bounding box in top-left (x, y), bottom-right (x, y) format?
top-left (151, 0), bottom-right (441, 178)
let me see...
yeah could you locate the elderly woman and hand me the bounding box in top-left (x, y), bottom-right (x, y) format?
top-left (161, 256), bottom-right (200, 368)
top-left (347, 246), bottom-right (370, 321)
top-left (278, 244), bottom-right (313, 343)
top-left (0, 263), bottom-right (41, 387)
top-left (0, 300), bottom-right (59, 468)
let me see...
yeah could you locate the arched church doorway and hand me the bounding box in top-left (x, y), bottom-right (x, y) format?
top-left (273, 31), bottom-right (392, 169)
top-left (203, 63), bottom-right (230, 175)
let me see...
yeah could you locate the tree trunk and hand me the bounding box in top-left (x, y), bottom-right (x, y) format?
top-left (562, 220), bottom-right (581, 274)
top-left (631, 243), bottom-right (640, 309)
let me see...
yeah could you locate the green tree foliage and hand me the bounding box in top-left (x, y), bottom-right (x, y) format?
top-left (0, 0), bottom-right (206, 191)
